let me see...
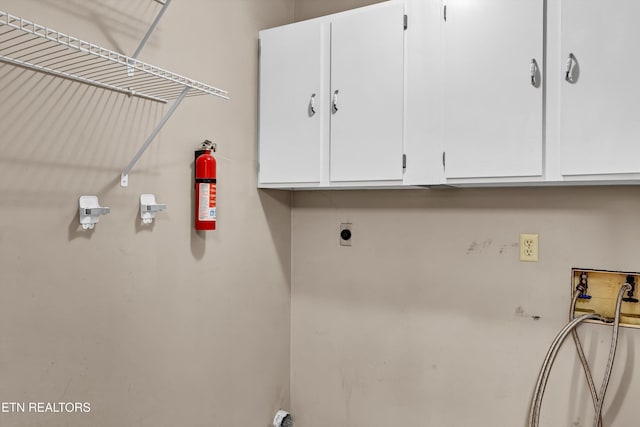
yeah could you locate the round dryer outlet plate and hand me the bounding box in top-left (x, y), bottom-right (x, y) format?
top-left (273, 410), bottom-right (292, 427)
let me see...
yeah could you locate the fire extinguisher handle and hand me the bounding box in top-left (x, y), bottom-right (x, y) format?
top-left (201, 139), bottom-right (217, 152)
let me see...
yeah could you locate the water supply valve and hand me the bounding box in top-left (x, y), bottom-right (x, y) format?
top-left (622, 275), bottom-right (639, 303)
top-left (577, 271), bottom-right (592, 300)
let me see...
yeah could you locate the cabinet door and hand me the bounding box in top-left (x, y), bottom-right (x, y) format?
top-left (560, 0), bottom-right (640, 176)
top-left (329, 2), bottom-right (405, 182)
top-left (258, 21), bottom-right (325, 184)
top-left (443, 0), bottom-right (543, 179)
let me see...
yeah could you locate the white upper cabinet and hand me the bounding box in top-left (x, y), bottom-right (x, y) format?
top-left (403, 0), bottom-right (445, 186)
top-left (258, 2), bottom-right (406, 189)
top-left (258, 20), bottom-right (325, 185)
top-left (259, 0), bottom-right (640, 190)
top-left (329, 2), bottom-right (405, 182)
top-left (443, 0), bottom-right (544, 181)
top-left (559, 0), bottom-right (640, 177)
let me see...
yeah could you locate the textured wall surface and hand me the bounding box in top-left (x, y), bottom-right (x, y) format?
top-left (5, 1), bottom-right (640, 427)
top-left (0, 1), bottom-right (293, 426)
top-left (291, 187), bottom-right (640, 427)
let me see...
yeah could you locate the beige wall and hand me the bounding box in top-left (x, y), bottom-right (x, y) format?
top-left (294, 0), bottom-right (386, 21)
top-left (6, 1), bottom-right (640, 427)
top-left (0, 0), bottom-right (292, 426)
top-left (290, 2), bottom-right (640, 426)
top-left (291, 187), bottom-right (640, 426)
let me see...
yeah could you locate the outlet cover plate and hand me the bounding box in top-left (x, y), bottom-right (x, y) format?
top-left (340, 223), bottom-right (352, 246)
top-left (519, 233), bottom-right (539, 262)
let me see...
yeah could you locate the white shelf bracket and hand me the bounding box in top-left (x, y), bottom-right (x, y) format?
top-left (121, 86), bottom-right (190, 187)
top-left (79, 196), bottom-right (110, 230)
top-left (128, 0), bottom-right (172, 75)
top-left (133, 0), bottom-right (172, 59)
top-left (140, 194), bottom-right (167, 224)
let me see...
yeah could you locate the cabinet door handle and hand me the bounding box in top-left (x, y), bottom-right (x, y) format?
top-left (565, 53), bottom-right (576, 83)
top-left (530, 59), bottom-right (539, 87)
top-left (332, 90), bottom-right (339, 113)
top-left (309, 93), bottom-right (316, 116)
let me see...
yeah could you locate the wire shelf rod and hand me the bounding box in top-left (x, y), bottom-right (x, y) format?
top-left (131, 82), bottom-right (185, 96)
top-left (154, 86), bottom-right (210, 99)
top-left (129, 83), bottom-right (186, 97)
top-left (78, 64), bottom-right (144, 82)
top-left (86, 76), bottom-right (157, 91)
top-left (38, 51), bottom-right (102, 72)
top-left (3, 38), bottom-right (49, 57)
top-left (0, 33), bottom-right (40, 50)
top-left (125, 86), bottom-right (183, 100)
top-left (42, 56), bottom-right (120, 80)
top-left (57, 56), bottom-right (117, 76)
top-left (12, 45), bottom-right (73, 65)
top-left (54, 65), bottom-right (125, 88)
top-left (99, 79), bottom-right (172, 97)
top-left (0, 28), bottom-right (15, 37)
top-left (94, 70), bottom-right (170, 91)
top-left (0, 54), bottom-right (167, 103)
top-left (104, 74), bottom-right (184, 91)
top-left (12, 41), bottom-right (68, 57)
top-left (0, 30), bottom-right (29, 45)
top-left (0, 10), bottom-right (229, 100)
top-left (106, 83), bottom-right (176, 99)
top-left (140, 90), bottom-right (184, 102)
top-left (89, 67), bottom-right (161, 86)
top-left (142, 87), bottom-right (187, 99)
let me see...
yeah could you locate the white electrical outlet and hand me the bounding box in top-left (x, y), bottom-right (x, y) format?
top-left (520, 233), bottom-right (539, 262)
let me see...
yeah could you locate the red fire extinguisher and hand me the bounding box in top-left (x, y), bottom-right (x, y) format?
top-left (194, 140), bottom-right (217, 231)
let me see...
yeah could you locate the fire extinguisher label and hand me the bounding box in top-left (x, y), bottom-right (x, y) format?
top-left (198, 183), bottom-right (217, 221)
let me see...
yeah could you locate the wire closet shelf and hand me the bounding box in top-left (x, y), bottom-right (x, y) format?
top-left (0, 10), bottom-right (229, 103)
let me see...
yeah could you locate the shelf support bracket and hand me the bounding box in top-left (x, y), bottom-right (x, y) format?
top-left (133, 0), bottom-right (172, 60)
top-left (127, 0), bottom-right (172, 76)
top-left (121, 85), bottom-right (190, 187)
